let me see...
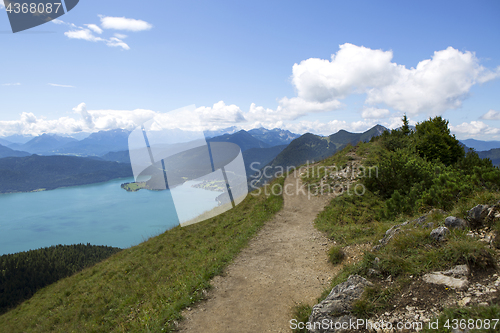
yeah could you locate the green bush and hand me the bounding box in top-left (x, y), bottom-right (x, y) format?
top-left (328, 246), bottom-right (345, 265)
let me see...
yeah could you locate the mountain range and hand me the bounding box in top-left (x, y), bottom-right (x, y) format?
top-left (4, 125), bottom-right (500, 193)
top-left (460, 139), bottom-right (500, 152)
top-left (7, 134), bottom-right (78, 154)
top-left (249, 125), bottom-right (387, 186)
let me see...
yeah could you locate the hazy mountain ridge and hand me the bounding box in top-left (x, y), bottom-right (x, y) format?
top-left (477, 148), bottom-right (500, 167)
top-left (207, 130), bottom-right (270, 151)
top-left (0, 144), bottom-right (31, 158)
top-left (247, 127), bottom-right (300, 146)
top-left (54, 129), bottom-right (131, 156)
top-left (0, 155), bottom-right (133, 193)
top-left (460, 138), bottom-right (500, 151)
top-left (15, 134), bottom-right (77, 154)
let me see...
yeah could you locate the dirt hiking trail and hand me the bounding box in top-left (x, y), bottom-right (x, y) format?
top-left (179, 171), bottom-right (364, 333)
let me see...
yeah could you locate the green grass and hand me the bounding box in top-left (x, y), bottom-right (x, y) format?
top-left (0, 177), bottom-right (285, 333)
top-left (314, 189), bottom-right (387, 245)
top-left (290, 303), bottom-right (312, 333)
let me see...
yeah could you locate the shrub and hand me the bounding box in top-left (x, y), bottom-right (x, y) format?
top-left (328, 246), bottom-right (345, 265)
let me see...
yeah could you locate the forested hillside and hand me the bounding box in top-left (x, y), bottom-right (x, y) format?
top-left (0, 155), bottom-right (133, 193)
top-left (0, 244), bottom-right (121, 314)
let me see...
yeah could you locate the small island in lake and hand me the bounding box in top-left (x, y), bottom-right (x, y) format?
top-left (121, 182), bottom-right (151, 192)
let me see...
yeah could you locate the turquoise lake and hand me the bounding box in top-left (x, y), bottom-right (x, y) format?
top-left (0, 177), bottom-right (221, 255)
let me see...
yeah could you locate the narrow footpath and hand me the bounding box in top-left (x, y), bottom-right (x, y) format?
top-left (179, 172), bottom-right (340, 332)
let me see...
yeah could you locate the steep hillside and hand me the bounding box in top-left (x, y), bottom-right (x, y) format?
top-left (101, 150), bottom-right (131, 164)
top-left (0, 155), bottom-right (133, 193)
top-left (477, 148), bottom-right (500, 167)
top-left (242, 145), bottom-right (287, 177)
top-left (0, 178), bottom-right (284, 332)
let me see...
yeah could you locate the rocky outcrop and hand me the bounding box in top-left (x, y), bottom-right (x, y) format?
top-left (372, 210), bottom-right (446, 251)
top-left (429, 226), bottom-right (450, 242)
top-left (308, 275), bottom-right (372, 333)
top-left (468, 204), bottom-right (490, 228)
top-left (444, 216), bottom-right (468, 229)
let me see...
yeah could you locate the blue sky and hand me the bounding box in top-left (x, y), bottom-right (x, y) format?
top-left (1, 0), bottom-right (499, 139)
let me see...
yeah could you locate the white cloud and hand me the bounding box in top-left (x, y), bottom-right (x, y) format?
top-left (114, 33), bottom-right (127, 39)
top-left (2, 83), bottom-right (21, 86)
top-left (85, 24), bottom-right (103, 34)
top-left (151, 102), bottom-right (247, 132)
top-left (480, 109), bottom-right (500, 120)
top-left (73, 103), bottom-right (94, 129)
top-left (106, 37), bottom-right (130, 50)
top-left (100, 16), bottom-right (152, 31)
top-left (292, 44), bottom-right (499, 116)
top-left (48, 83), bottom-right (75, 88)
top-left (450, 121), bottom-right (500, 139)
top-left (64, 28), bottom-right (103, 42)
top-left (0, 105), bottom-right (159, 136)
top-left (361, 107), bottom-right (390, 119)
top-left (64, 27), bottom-right (129, 50)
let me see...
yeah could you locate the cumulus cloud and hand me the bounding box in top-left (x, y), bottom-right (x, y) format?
top-left (2, 83), bottom-right (21, 86)
top-left (106, 37), bottom-right (130, 50)
top-left (0, 105), bottom-right (158, 136)
top-left (151, 102), bottom-right (247, 132)
top-left (361, 107), bottom-right (390, 119)
top-left (61, 15), bottom-right (152, 50)
top-left (450, 121), bottom-right (500, 139)
top-left (48, 83), bottom-right (74, 88)
top-left (64, 27), bottom-right (130, 50)
top-left (292, 43), bottom-right (499, 116)
top-left (85, 24), bottom-right (103, 34)
top-left (480, 109), bottom-right (500, 120)
top-left (64, 28), bottom-right (104, 42)
top-left (100, 16), bottom-right (152, 31)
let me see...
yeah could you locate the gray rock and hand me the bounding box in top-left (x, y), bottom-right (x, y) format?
top-left (423, 222), bottom-right (435, 229)
top-left (442, 264), bottom-right (470, 277)
top-left (422, 272), bottom-right (468, 290)
top-left (367, 268), bottom-right (381, 276)
top-left (430, 226), bottom-right (450, 242)
top-left (468, 204), bottom-right (489, 227)
top-left (422, 265), bottom-right (470, 290)
top-left (308, 275), bottom-right (372, 332)
top-left (445, 216), bottom-right (468, 229)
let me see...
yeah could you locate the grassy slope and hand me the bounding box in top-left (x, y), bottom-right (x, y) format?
top-left (294, 140), bottom-right (500, 331)
top-left (0, 177), bottom-right (285, 332)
